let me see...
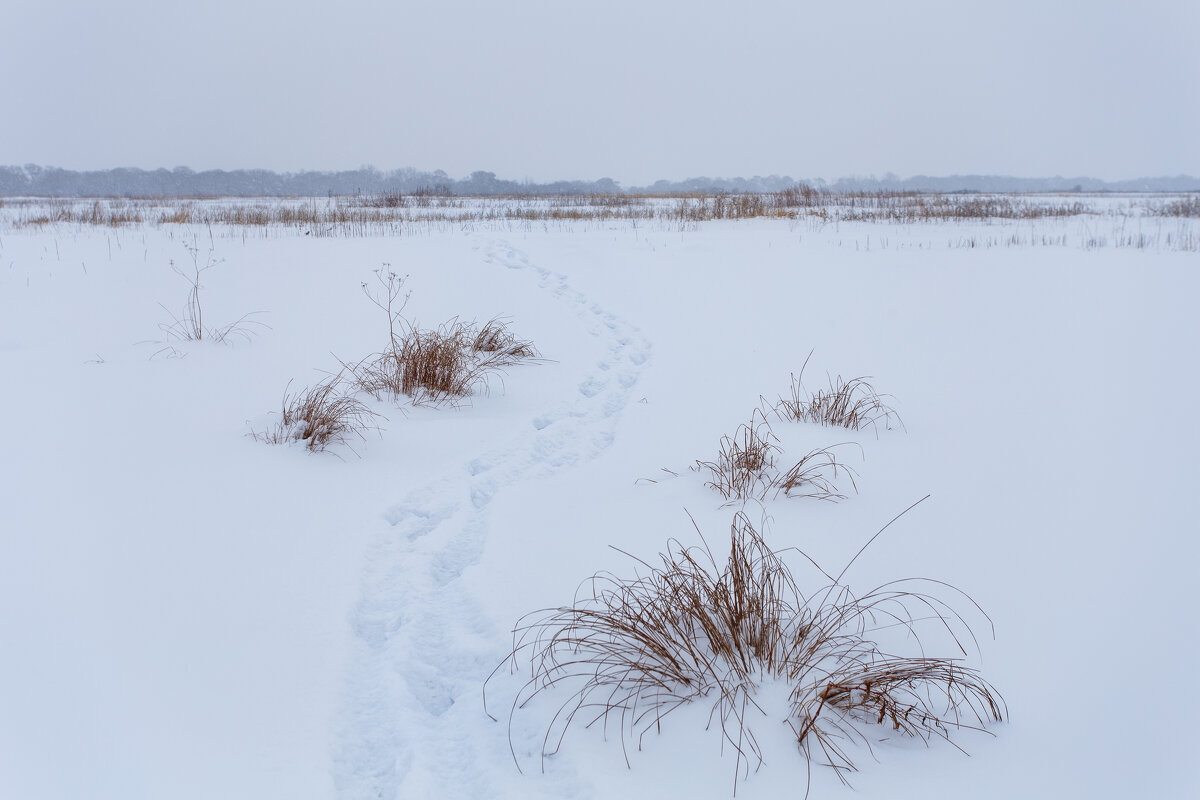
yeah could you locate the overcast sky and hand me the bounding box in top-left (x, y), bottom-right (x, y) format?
top-left (4, 0), bottom-right (1197, 184)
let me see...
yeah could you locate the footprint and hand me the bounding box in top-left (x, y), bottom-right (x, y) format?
top-left (470, 483), bottom-right (493, 510)
top-left (578, 378), bottom-right (606, 398)
top-left (466, 457), bottom-right (493, 476)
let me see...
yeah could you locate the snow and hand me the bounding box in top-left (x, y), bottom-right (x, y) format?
top-left (1, 201), bottom-right (1197, 799)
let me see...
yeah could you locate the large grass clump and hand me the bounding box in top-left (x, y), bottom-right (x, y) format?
top-left (488, 511), bottom-right (1004, 792)
top-left (352, 318), bottom-right (494, 404)
top-left (347, 269), bottom-right (540, 406)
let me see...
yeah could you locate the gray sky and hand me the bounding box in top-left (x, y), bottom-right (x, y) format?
top-left (4, 0), bottom-right (1197, 184)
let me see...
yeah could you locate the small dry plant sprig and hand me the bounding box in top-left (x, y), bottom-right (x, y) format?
top-left (158, 241), bottom-right (267, 345)
top-left (360, 265), bottom-right (411, 365)
top-left (770, 351), bottom-right (902, 434)
top-left (486, 507), bottom-right (1004, 794)
top-left (693, 412), bottom-right (859, 503)
top-left (251, 373), bottom-right (382, 453)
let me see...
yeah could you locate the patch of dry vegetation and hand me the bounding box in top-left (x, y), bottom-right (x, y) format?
top-left (773, 445), bottom-right (860, 502)
top-left (251, 374), bottom-right (381, 453)
top-left (769, 352), bottom-right (902, 434)
top-left (693, 411), bottom-right (859, 504)
top-left (255, 267), bottom-right (541, 453)
top-left (488, 511), bottom-right (1004, 791)
top-left (471, 316), bottom-right (540, 365)
top-left (1151, 195), bottom-right (1200, 218)
top-left (693, 411), bottom-right (781, 502)
top-left (343, 269), bottom-right (540, 407)
top-left (8, 192), bottom-right (1196, 251)
top-left (350, 319), bottom-right (499, 405)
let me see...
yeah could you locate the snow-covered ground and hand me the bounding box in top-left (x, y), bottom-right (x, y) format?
top-left (1, 201), bottom-right (1197, 799)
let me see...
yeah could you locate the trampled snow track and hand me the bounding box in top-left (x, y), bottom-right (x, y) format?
top-left (333, 239), bottom-right (651, 799)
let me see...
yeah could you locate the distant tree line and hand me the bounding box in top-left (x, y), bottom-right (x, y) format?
top-left (0, 164), bottom-right (1194, 197)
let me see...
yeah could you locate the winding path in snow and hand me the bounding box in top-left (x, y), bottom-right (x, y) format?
top-left (333, 238), bottom-right (651, 800)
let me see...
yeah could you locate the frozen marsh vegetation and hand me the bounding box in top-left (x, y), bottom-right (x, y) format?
top-left (1, 192), bottom-right (1197, 799)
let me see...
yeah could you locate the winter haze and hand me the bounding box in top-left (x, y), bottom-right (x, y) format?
top-left (3, 0), bottom-right (1198, 183)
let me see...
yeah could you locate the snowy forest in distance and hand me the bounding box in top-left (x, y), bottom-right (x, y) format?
top-left (3, 164), bottom-right (1198, 197)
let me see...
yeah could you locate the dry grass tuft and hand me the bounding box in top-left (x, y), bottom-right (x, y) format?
top-left (770, 352), bottom-right (902, 434)
top-left (252, 374), bottom-right (381, 453)
top-left (487, 510), bottom-right (1004, 793)
top-left (350, 319), bottom-right (500, 406)
top-left (693, 410), bottom-right (781, 501)
top-left (693, 411), bottom-right (859, 503)
top-left (471, 316), bottom-right (540, 365)
top-left (346, 268), bottom-right (539, 407)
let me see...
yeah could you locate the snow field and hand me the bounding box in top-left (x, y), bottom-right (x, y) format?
top-left (1, 210), bottom-right (1197, 799)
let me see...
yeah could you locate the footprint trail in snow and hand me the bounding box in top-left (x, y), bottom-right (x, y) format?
top-left (334, 239), bottom-right (651, 800)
